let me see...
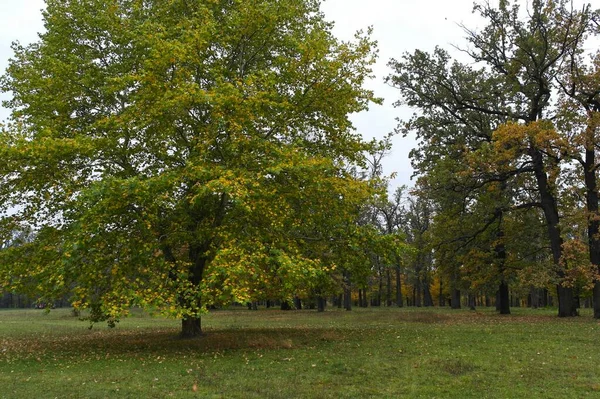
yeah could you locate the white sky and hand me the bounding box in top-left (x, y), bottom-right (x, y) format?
top-left (0, 0), bottom-right (491, 188)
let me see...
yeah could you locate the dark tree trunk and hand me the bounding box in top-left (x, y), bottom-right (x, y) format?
top-left (451, 289), bottom-right (461, 309)
top-left (594, 284), bottom-right (600, 318)
top-left (343, 272), bottom-right (352, 311)
top-left (181, 317), bottom-right (202, 338)
top-left (450, 269), bottom-right (460, 309)
top-left (180, 244), bottom-right (208, 338)
top-left (439, 278), bottom-right (445, 307)
top-left (317, 296), bottom-right (325, 312)
top-left (377, 268), bottom-right (383, 307)
top-left (497, 281), bottom-right (510, 314)
top-left (494, 214), bottom-right (510, 314)
top-left (530, 287), bottom-right (539, 309)
top-left (423, 280), bottom-right (434, 307)
top-left (541, 289), bottom-right (548, 307)
top-left (396, 266), bottom-right (403, 307)
top-left (343, 290), bottom-right (352, 311)
top-left (294, 296), bottom-right (302, 310)
top-left (414, 273), bottom-right (422, 307)
top-left (557, 285), bottom-right (578, 317)
top-left (386, 268), bottom-right (392, 306)
top-left (583, 141), bottom-right (600, 318)
top-left (531, 148), bottom-right (576, 317)
top-left (468, 293), bottom-right (476, 310)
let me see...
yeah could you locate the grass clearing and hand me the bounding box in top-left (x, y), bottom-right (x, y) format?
top-left (1, 306), bottom-right (600, 398)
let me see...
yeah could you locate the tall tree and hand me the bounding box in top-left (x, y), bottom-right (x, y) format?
top-left (387, 44), bottom-right (513, 313)
top-left (0, 0), bottom-right (379, 337)
top-left (555, 48), bottom-right (600, 318)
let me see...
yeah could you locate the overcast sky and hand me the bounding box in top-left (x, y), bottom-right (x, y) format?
top-left (0, 0), bottom-right (492, 188)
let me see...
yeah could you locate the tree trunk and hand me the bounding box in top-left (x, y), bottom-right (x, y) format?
top-left (439, 278), bottom-right (445, 307)
top-left (541, 289), bottom-right (548, 307)
top-left (451, 289), bottom-right (461, 309)
top-left (498, 281), bottom-right (510, 314)
top-left (468, 293), bottom-right (476, 310)
top-left (396, 266), bottom-right (403, 307)
top-left (357, 290), bottom-right (361, 307)
top-left (530, 287), bottom-right (539, 309)
top-left (423, 280), bottom-right (434, 307)
top-left (581, 127), bottom-right (600, 318)
top-left (343, 290), bottom-right (352, 311)
top-left (494, 213), bottom-right (510, 314)
top-left (557, 285), bottom-right (578, 317)
top-left (413, 268), bottom-right (422, 307)
top-left (317, 296), bottom-right (325, 312)
top-left (594, 283), bottom-right (600, 318)
top-left (386, 268), bottom-right (392, 306)
top-left (358, 289), bottom-right (363, 309)
top-left (294, 296), bottom-right (302, 310)
top-left (450, 269), bottom-right (460, 309)
top-left (180, 244), bottom-right (208, 338)
top-left (181, 317), bottom-right (202, 338)
top-left (531, 148), bottom-right (576, 317)
top-left (377, 267), bottom-right (383, 307)
top-left (343, 271), bottom-right (352, 311)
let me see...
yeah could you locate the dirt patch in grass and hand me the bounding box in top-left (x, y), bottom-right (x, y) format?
top-left (429, 358), bottom-right (478, 376)
top-left (397, 311), bottom-right (453, 324)
top-left (408, 309), bottom-right (592, 326)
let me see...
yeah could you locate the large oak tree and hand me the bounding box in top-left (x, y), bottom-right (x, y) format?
top-left (0, 0), bottom-right (380, 337)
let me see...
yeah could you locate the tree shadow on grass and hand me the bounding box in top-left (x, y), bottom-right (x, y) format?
top-left (0, 327), bottom-right (345, 362)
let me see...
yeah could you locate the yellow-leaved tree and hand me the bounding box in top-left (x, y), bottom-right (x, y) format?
top-left (0, 0), bottom-right (383, 337)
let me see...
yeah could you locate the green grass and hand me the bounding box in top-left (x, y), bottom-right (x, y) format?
top-left (1, 306), bottom-right (600, 398)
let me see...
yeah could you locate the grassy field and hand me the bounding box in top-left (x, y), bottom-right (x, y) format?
top-left (1, 306), bottom-right (599, 398)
